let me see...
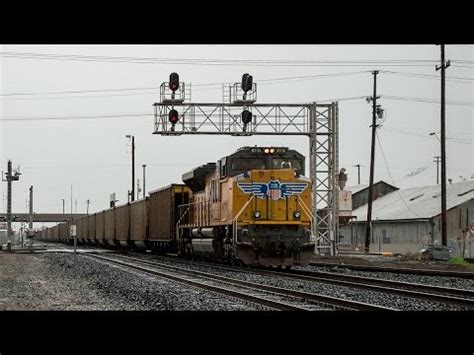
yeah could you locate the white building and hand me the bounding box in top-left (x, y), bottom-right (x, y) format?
top-left (339, 180), bottom-right (474, 256)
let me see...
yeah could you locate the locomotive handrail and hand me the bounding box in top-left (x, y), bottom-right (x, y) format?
top-left (175, 205), bottom-right (191, 249)
top-left (177, 200), bottom-right (206, 228)
top-left (297, 195), bottom-right (315, 234)
top-left (232, 195), bottom-right (255, 245)
top-left (177, 201), bottom-right (202, 209)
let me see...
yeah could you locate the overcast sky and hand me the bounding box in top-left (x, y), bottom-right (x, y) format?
top-left (0, 45), bottom-right (472, 223)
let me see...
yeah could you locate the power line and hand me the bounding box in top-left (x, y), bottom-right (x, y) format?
top-left (381, 70), bottom-right (474, 83)
top-left (0, 50), bottom-right (440, 63)
top-left (451, 59), bottom-right (474, 64)
top-left (20, 162), bottom-right (197, 170)
top-left (0, 71), bottom-right (369, 100)
top-left (380, 126), bottom-right (474, 145)
top-left (0, 113), bottom-right (150, 121)
top-left (0, 92), bottom-right (159, 101)
top-left (375, 132), bottom-right (421, 218)
top-left (382, 95), bottom-right (474, 107)
top-left (0, 51), bottom-right (440, 67)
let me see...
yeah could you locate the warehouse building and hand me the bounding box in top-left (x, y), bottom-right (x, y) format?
top-left (339, 180), bottom-right (474, 256)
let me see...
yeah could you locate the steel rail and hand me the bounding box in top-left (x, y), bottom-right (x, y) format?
top-left (98, 253), bottom-right (394, 311)
top-left (273, 268), bottom-right (474, 309)
top-left (82, 253), bottom-right (303, 311)
top-left (112, 253), bottom-right (474, 309)
top-left (309, 261), bottom-right (474, 279)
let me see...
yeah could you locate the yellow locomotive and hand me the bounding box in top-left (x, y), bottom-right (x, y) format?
top-left (178, 146), bottom-right (315, 267)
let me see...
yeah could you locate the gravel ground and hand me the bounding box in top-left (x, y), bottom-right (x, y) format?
top-left (0, 251), bottom-right (258, 310)
top-left (121, 252), bottom-right (471, 310)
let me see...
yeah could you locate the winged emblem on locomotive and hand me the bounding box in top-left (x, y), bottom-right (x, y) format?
top-left (237, 180), bottom-right (308, 200)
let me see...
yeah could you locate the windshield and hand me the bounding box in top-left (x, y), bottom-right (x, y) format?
top-left (271, 159), bottom-right (302, 171)
top-left (231, 158), bottom-right (267, 171)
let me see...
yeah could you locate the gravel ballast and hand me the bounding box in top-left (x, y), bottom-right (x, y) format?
top-left (118, 252), bottom-right (472, 311)
top-left (0, 252), bottom-right (258, 310)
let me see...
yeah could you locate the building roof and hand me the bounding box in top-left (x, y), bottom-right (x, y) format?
top-left (348, 180), bottom-right (398, 195)
top-left (351, 180), bottom-right (474, 221)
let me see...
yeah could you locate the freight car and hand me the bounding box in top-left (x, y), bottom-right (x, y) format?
top-left (36, 146), bottom-right (315, 267)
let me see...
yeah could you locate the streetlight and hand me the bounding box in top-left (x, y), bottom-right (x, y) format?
top-left (353, 164), bottom-right (362, 185)
top-left (125, 135), bottom-right (135, 202)
top-left (430, 132), bottom-right (442, 184)
top-left (430, 131), bottom-right (441, 142)
top-left (61, 199), bottom-right (65, 214)
top-left (142, 164), bottom-right (146, 198)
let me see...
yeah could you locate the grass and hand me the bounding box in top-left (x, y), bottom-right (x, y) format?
top-left (449, 257), bottom-right (474, 268)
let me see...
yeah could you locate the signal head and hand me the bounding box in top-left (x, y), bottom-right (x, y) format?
top-left (169, 72), bottom-right (180, 92)
top-left (169, 109), bottom-right (179, 124)
top-left (241, 110), bottom-right (252, 125)
top-left (241, 73), bottom-right (253, 93)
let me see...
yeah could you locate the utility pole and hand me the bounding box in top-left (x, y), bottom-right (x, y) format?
top-left (28, 186), bottom-right (33, 248)
top-left (365, 70), bottom-right (380, 254)
top-left (2, 160), bottom-right (21, 244)
top-left (70, 184), bottom-right (73, 216)
top-left (137, 179), bottom-right (141, 200)
top-left (436, 44), bottom-right (450, 247)
top-left (126, 135), bottom-right (135, 202)
top-left (353, 164), bottom-right (361, 185)
top-left (61, 198), bottom-right (65, 214)
top-left (132, 136), bottom-right (135, 202)
top-left (86, 199), bottom-right (90, 214)
top-left (142, 164), bottom-right (146, 198)
top-left (28, 186), bottom-right (33, 230)
top-left (433, 156), bottom-right (441, 184)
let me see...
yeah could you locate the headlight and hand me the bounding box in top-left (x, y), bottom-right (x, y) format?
top-left (293, 211), bottom-right (301, 219)
top-left (254, 211), bottom-right (261, 219)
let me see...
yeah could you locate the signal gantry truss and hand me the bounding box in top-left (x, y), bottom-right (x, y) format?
top-left (153, 91), bottom-right (339, 255)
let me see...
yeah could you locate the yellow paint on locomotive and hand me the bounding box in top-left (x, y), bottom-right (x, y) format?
top-left (184, 169), bottom-right (312, 231)
top-left (231, 169), bottom-right (312, 226)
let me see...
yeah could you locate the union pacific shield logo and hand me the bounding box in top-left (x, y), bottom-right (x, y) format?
top-left (268, 180), bottom-right (281, 200)
top-left (238, 180), bottom-right (308, 200)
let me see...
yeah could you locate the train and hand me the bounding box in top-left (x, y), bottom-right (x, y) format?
top-left (36, 146), bottom-right (315, 267)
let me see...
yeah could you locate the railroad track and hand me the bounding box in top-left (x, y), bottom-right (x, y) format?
top-left (114, 253), bottom-right (474, 309)
top-left (271, 268), bottom-right (474, 309)
top-left (82, 253), bottom-right (394, 311)
top-left (309, 261), bottom-right (474, 279)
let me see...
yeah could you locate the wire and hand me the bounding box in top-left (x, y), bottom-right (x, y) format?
top-left (0, 71), bottom-right (369, 101)
top-left (0, 50), bottom-right (440, 67)
top-left (0, 113), bottom-right (150, 121)
top-left (20, 162), bottom-right (196, 170)
top-left (380, 126), bottom-right (474, 145)
top-left (451, 59), bottom-right (474, 64)
top-left (382, 95), bottom-right (474, 107)
top-left (380, 70), bottom-right (474, 84)
top-left (375, 132), bottom-right (421, 218)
